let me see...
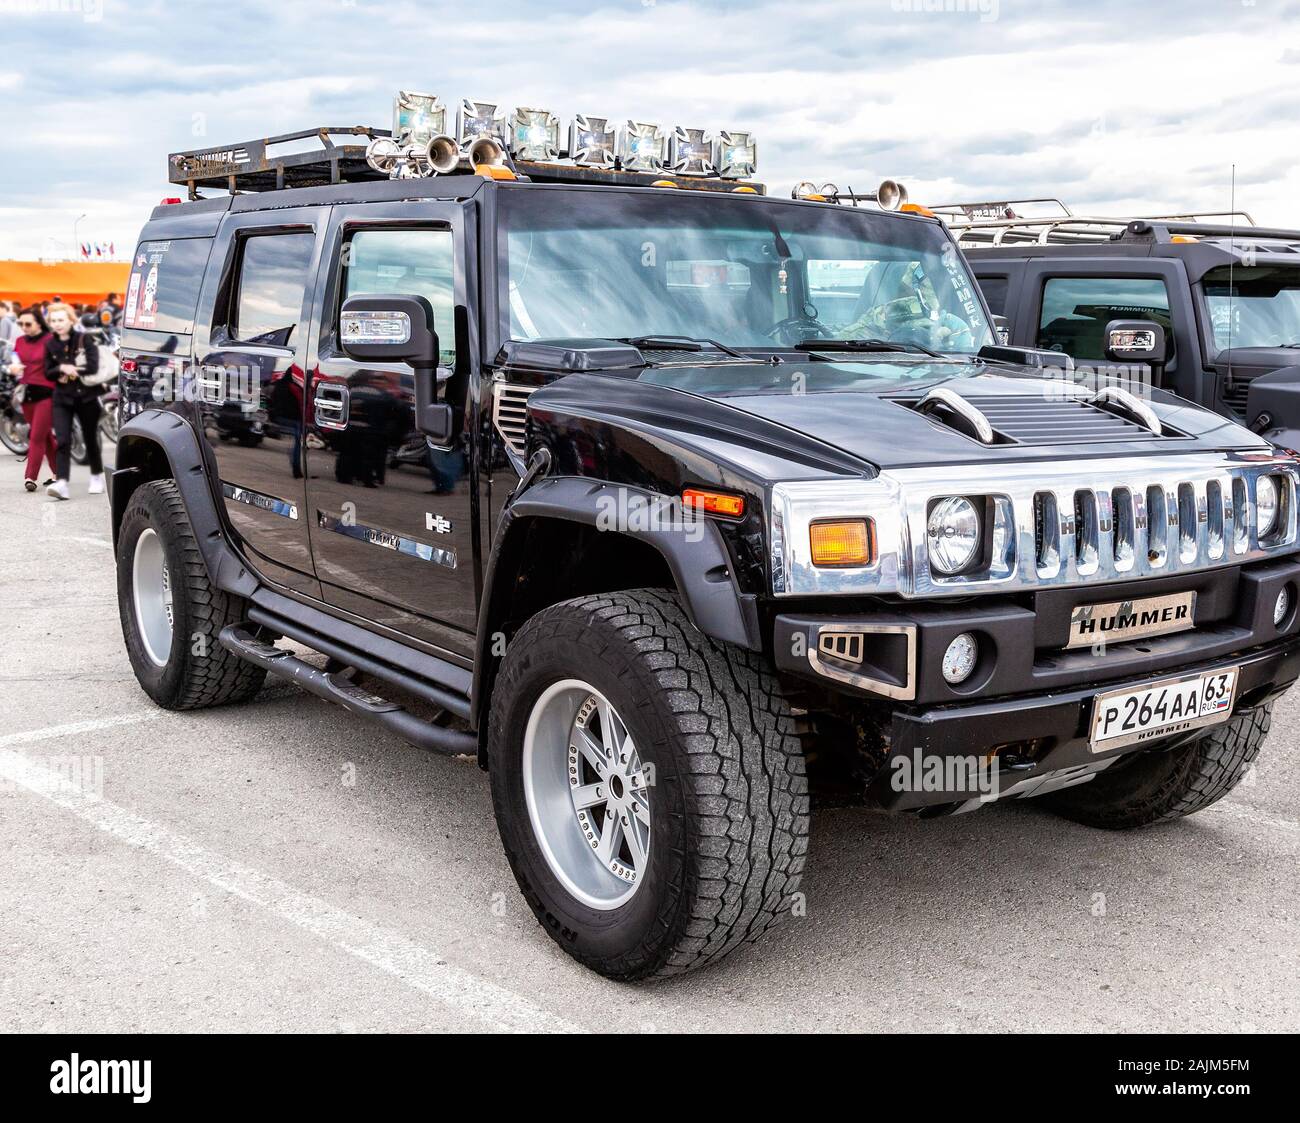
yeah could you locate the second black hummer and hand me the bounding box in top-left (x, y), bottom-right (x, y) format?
top-left (112, 116), bottom-right (1300, 980)
top-left (950, 200), bottom-right (1300, 447)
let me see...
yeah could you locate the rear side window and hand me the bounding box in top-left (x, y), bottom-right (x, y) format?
top-left (232, 231), bottom-right (316, 347)
top-left (123, 238), bottom-right (211, 334)
top-left (1038, 276), bottom-right (1172, 362)
top-left (976, 274), bottom-right (1009, 316)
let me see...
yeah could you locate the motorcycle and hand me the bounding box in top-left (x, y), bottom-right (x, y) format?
top-left (0, 366), bottom-right (29, 456)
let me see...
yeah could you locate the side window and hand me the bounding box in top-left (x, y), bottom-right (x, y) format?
top-left (341, 227), bottom-right (457, 366)
top-left (976, 274), bottom-right (1009, 316)
top-left (231, 231), bottom-right (315, 347)
top-left (123, 238), bottom-right (211, 334)
top-left (1038, 277), bottom-right (1172, 362)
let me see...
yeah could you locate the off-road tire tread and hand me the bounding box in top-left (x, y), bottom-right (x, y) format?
top-left (1044, 702), bottom-right (1271, 829)
top-left (122, 479), bottom-right (265, 709)
top-left (492, 588), bottom-right (808, 980)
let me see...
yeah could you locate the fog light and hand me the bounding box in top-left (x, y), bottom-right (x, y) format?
top-left (1274, 587), bottom-right (1290, 626)
top-left (942, 633), bottom-right (978, 684)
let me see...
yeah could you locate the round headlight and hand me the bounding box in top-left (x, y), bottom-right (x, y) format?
top-left (927, 496), bottom-right (982, 574)
top-left (942, 633), bottom-right (979, 684)
top-left (1256, 475), bottom-right (1280, 537)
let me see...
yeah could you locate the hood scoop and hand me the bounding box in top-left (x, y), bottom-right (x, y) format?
top-left (898, 387), bottom-right (1184, 446)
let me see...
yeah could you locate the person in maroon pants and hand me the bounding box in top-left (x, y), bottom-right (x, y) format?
top-left (6, 307), bottom-right (57, 492)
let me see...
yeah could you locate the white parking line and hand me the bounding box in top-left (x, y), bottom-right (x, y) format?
top-left (0, 720), bottom-right (582, 1033)
top-left (0, 712), bottom-right (160, 749)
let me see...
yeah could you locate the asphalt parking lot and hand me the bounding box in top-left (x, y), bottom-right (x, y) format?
top-left (1, 448), bottom-right (1297, 1034)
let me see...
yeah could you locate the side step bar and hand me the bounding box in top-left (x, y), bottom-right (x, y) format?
top-left (219, 625), bottom-right (477, 757)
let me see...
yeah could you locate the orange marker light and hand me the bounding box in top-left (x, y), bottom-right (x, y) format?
top-left (810, 519), bottom-right (875, 567)
top-left (900, 203), bottom-right (937, 218)
top-left (683, 487), bottom-right (745, 519)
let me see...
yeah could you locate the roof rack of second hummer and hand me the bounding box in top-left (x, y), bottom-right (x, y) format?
top-left (169, 125), bottom-right (767, 200)
top-left (934, 200), bottom-right (1270, 247)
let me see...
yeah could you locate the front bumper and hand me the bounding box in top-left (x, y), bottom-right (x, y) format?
top-left (774, 556), bottom-right (1300, 810)
top-left (873, 637), bottom-right (1300, 810)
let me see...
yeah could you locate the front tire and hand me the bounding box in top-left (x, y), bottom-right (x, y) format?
top-left (488, 589), bottom-right (809, 980)
top-left (1042, 703), bottom-right (1272, 829)
top-left (117, 479), bottom-right (266, 709)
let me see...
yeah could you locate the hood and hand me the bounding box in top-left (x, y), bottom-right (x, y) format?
top-left (525, 357), bottom-right (1268, 477)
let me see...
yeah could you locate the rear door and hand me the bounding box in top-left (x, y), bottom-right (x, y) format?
top-left (193, 208), bottom-right (328, 596)
top-left (302, 201), bottom-right (479, 658)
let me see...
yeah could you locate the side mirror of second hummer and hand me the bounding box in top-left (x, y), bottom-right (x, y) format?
top-left (1104, 318), bottom-right (1167, 367)
top-left (339, 293), bottom-right (454, 444)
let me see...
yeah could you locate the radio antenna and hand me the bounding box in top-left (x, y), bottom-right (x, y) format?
top-left (1226, 164), bottom-right (1236, 391)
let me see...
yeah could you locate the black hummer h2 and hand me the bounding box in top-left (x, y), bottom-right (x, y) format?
top-left (955, 203), bottom-right (1300, 446)
top-left (111, 124), bottom-right (1300, 981)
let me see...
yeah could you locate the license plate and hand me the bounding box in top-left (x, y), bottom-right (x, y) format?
top-left (1067, 591), bottom-right (1196, 650)
top-left (1089, 667), bottom-right (1238, 751)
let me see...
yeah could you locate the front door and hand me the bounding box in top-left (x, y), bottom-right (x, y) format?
top-left (303, 202), bottom-right (479, 657)
top-left (193, 209), bottom-right (328, 596)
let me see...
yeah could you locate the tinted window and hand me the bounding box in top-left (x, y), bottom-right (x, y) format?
top-left (232, 232), bottom-right (315, 346)
top-left (341, 227), bottom-right (456, 364)
top-left (976, 274), bottom-right (1009, 315)
top-left (1203, 265), bottom-right (1300, 350)
top-left (123, 238), bottom-right (211, 334)
top-left (1038, 277), bottom-right (1172, 362)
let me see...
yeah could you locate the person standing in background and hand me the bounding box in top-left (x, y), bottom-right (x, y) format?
top-left (44, 301), bottom-right (104, 500)
top-left (7, 307), bottom-right (58, 491)
top-left (0, 301), bottom-right (17, 354)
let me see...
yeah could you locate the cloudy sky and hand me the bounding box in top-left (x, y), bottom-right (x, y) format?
top-left (3, 0), bottom-right (1298, 260)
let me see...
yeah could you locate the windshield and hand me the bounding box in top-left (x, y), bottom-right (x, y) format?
top-left (1204, 265), bottom-right (1300, 350)
top-left (497, 187), bottom-right (993, 354)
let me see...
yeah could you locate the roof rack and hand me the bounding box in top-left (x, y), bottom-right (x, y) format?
top-left (169, 126), bottom-right (388, 198)
top-left (169, 125), bottom-right (766, 200)
top-left (936, 199), bottom-right (1267, 247)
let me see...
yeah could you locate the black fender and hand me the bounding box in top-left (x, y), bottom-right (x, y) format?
top-left (110, 408), bottom-right (259, 598)
top-left (1246, 365), bottom-right (1300, 443)
top-left (470, 475), bottom-right (763, 733)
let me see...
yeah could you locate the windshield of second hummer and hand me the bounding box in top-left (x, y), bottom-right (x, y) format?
top-left (1204, 265), bottom-right (1300, 350)
top-left (497, 187), bottom-right (992, 355)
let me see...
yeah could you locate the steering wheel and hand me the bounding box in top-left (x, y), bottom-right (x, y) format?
top-left (766, 315), bottom-right (833, 347)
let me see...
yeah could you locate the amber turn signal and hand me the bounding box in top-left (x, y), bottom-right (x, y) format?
top-left (809, 519), bottom-right (875, 567)
top-left (683, 487), bottom-right (745, 519)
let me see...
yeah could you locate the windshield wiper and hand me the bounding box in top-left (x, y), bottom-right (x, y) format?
top-left (617, 335), bottom-right (751, 360)
top-left (794, 337), bottom-right (944, 358)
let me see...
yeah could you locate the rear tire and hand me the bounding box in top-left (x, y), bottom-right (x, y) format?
top-left (1042, 703), bottom-right (1272, 829)
top-left (117, 478), bottom-right (266, 710)
top-left (488, 589), bottom-right (809, 980)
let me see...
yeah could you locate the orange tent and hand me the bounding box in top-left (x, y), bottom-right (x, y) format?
top-left (0, 260), bottom-right (132, 307)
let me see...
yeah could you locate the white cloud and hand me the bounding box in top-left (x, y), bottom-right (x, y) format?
top-left (2, 0), bottom-right (1298, 260)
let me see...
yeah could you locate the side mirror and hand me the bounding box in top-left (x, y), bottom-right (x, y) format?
top-left (339, 294), bottom-right (453, 444)
top-left (1104, 319), bottom-right (1166, 365)
top-left (991, 314), bottom-right (1010, 345)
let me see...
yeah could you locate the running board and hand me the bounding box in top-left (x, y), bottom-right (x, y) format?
top-left (218, 625), bottom-right (477, 757)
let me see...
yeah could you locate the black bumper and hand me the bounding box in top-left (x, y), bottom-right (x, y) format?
top-left (773, 556), bottom-right (1300, 810)
top-left (875, 637), bottom-right (1300, 809)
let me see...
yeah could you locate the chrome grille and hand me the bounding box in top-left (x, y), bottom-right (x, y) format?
top-left (770, 452), bottom-right (1300, 598)
top-left (492, 382), bottom-right (536, 459)
top-left (1031, 475), bottom-right (1255, 582)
